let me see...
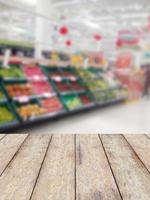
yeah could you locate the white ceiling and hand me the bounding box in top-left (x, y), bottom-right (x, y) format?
top-left (0, 0), bottom-right (150, 55)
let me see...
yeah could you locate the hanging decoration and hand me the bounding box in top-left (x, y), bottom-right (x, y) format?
top-left (65, 40), bottom-right (72, 47)
top-left (59, 26), bottom-right (69, 35)
top-left (94, 33), bottom-right (102, 41)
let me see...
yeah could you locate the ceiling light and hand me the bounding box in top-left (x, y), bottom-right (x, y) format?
top-left (16, 0), bottom-right (37, 6)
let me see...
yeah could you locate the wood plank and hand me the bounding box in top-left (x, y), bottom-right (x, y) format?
top-left (124, 134), bottom-right (150, 172)
top-left (101, 134), bottom-right (150, 200)
top-left (0, 134), bottom-right (28, 176)
top-left (76, 135), bottom-right (121, 200)
top-left (31, 135), bottom-right (75, 200)
top-left (146, 135), bottom-right (150, 139)
top-left (0, 134), bottom-right (51, 200)
top-left (0, 134), bottom-right (6, 141)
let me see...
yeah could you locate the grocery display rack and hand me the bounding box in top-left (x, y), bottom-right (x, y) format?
top-left (0, 62), bottom-right (127, 132)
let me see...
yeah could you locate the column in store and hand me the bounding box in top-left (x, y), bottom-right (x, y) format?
top-left (35, 0), bottom-right (52, 59)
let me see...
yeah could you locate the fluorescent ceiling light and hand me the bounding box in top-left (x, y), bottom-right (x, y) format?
top-left (16, 0), bottom-right (36, 6)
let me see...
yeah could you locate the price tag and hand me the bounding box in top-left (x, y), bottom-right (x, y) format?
top-left (33, 76), bottom-right (41, 81)
top-left (43, 93), bottom-right (51, 98)
top-left (70, 76), bottom-right (76, 81)
top-left (53, 76), bottom-right (62, 82)
top-left (17, 96), bottom-right (30, 103)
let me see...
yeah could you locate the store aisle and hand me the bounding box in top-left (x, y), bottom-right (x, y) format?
top-left (15, 99), bottom-right (150, 133)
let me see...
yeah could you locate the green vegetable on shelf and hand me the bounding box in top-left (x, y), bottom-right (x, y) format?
top-left (0, 90), bottom-right (5, 100)
top-left (62, 95), bottom-right (82, 110)
top-left (77, 69), bottom-right (96, 80)
top-left (0, 67), bottom-right (24, 78)
top-left (0, 106), bottom-right (16, 124)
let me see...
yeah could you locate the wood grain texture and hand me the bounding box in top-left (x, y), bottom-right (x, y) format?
top-left (0, 134), bottom-right (51, 200)
top-left (101, 134), bottom-right (150, 200)
top-left (0, 134), bottom-right (28, 175)
top-left (146, 135), bottom-right (150, 139)
top-left (31, 135), bottom-right (75, 200)
top-left (0, 134), bottom-right (5, 141)
top-left (76, 135), bottom-right (121, 200)
top-left (124, 134), bottom-right (150, 172)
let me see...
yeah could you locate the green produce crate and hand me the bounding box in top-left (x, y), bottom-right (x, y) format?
top-left (0, 102), bottom-right (19, 128)
top-left (0, 66), bottom-right (25, 79)
top-left (77, 68), bottom-right (96, 80)
top-left (85, 79), bottom-right (109, 91)
top-left (61, 94), bottom-right (82, 110)
top-left (0, 85), bottom-right (7, 102)
top-left (93, 91), bottom-right (107, 103)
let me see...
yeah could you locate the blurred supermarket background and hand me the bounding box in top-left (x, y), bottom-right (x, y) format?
top-left (0, 0), bottom-right (150, 133)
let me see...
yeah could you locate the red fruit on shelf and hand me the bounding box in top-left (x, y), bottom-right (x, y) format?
top-left (56, 82), bottom-right (70, 92)
top-left (41, 97), bottom-right (63, 113)
top-left (80, 95), bottom-right (91, 105)
top-left (23, 65), bottom-right (45, 78)
top-left (31, 81), bottom-right (53, 95)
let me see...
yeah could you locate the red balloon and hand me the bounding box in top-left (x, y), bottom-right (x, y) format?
top-left (94, 34), bottom-right (102, 41)
top-left (65, 40), bottom-right (72, 46)
top-left (116, 39), bottom-right (123, 47)
top-left (59, 26), bottom-right (69, 35)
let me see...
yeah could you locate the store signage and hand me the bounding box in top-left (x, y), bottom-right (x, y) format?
top-left (116, 53), bottom-right (133, 68)
top-left (116, 30), bottom-right (139, 48)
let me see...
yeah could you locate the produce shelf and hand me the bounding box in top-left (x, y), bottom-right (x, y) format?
top-left (27, 109), bottom-right (67, 123)
top-left (12, 93), bottom-right (56, 103)
top-left (0, 99), bottom-right (8, 104)
top-left (0, 63), bottom-right (127, 132)
top-left (0, 121), bottom-right (19, 131)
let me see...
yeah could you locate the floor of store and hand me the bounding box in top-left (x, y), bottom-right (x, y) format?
top-left (15, 98), bottom-right (150, 134)
top-left (0, 134), bottom-right (150, 200)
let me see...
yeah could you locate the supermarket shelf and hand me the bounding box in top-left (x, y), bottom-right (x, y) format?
top-left (27, 77), bottom-right (48, 81)
top-left (51, 76), bottom-right (78, 82)
top-left (2, 77), bottom-right (26, 82)
top-left (92, 86), bottom-right (122, 93)
top-left (0, 121), bottom-right (19, 132)
top-left (69, 103), bottom-right (96, 113)
top-left (0, 64), bottom-right (128, 132)
top-left (0, 98), bottom-right (8, 104)
top-left (60, 89), bottom-right (86, 95)
top-left (96, 97), bottom-right (126, 106)
top-left (0, 98), bottom-right (126, 133)
top-left (26, 109), bottom-right (67, 123)
top-left (13, 93), bottom-right (56, 102)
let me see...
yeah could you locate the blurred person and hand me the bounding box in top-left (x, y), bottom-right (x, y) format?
top-left (143, 65), bottom-right (150, 99)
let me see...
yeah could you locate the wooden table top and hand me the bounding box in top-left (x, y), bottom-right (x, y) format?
top-left (0, 134), bottom-right (149, 200)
